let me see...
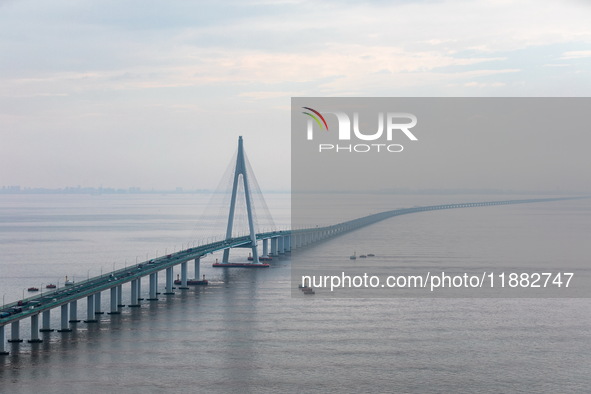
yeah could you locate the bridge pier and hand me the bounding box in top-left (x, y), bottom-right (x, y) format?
top-left (69, 300), bottom-right (80, 323)
top-left (285, 235), bottom-right (291, 252)
top-left (28, 314), bottom-right (42, 343)
top-left (8, 321), bottom-right (23, 342)
top-left (85, 295), bottom-right (98, 323)
top-left (40, 310), bottom-right (54, 332)
top-left (271, 237), bottom-right (278, 255)
top-left (117, 284), bottom-right (124, 307)
top-left (58, 304), bottom-right (72, 332)
top-left (179, 262), bottom-right (189, 289)
top-left (94, 291), bottom-right (104, 314)
top-left (164, 267), bottom-right (175, 295)
top-left (129, 280), bottom-right (140, 307)
top-left (108, 286), bottom-right (120, 314)
top-left (137, 277), bottom-right (143, 300)
top-left (262, 238), bottom-right (269, 257)
top-left (278, 236), bottom-right (285, 254)
top-left (0, 326), bottom-right (8, 355)
top-left (194, 257), bottom-right (200, 280)
top-left (147, 273), bottom-right (158, 300)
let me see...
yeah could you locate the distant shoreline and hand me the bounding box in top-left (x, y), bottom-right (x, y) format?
top-left (0, 187), bottom-right (586, 196)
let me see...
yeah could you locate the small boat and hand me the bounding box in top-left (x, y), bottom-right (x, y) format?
top-left (64, 276), bottom-right (74, 286)
top-left (46, 284), bottom-right (57, 289)
top-left (359, 255), bottom-right (367, 258)
top-left (213, 262), bottom-right (270, 268)
top-left (302, 288), bottom-right (315, 295)
top-left (349, 252), bottom-right (357, 260)
top-left (27, 287), bottom-right (39, 292)
top-left (367, 254), bottom-right (375, 257)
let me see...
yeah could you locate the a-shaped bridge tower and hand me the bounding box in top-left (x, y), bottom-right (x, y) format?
top-left (221, 136), bottom-right (260, 264)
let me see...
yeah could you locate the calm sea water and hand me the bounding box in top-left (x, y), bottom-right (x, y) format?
top-left (1, 194), bottom-right (590, 393)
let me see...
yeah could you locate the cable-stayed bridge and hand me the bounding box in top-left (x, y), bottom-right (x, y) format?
top-left (0, 137), bottom-right (582, 355)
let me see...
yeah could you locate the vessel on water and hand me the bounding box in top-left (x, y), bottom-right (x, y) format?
top-left (212, 257), bottom-right (270, 268)
top-left (213, 262), bottom-right (270, 268)
top-left (350, 252), bottom-right (357, 260)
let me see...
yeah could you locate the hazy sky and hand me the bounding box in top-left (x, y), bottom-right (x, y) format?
top-left (1, 0), bottom-right (590, 191)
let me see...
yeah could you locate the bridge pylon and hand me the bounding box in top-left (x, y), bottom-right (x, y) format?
top-left (222, 136), bottom-right (259, 264)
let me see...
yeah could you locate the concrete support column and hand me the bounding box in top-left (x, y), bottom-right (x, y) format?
top-left (137, 277), bottom-right (143, 300)
top-left (8, 321), bottom-right (23, 342)
top-left (117, 285), bottom-right (124, 307)
top-left (58, 304), bottom-right (72, 332)
top-left (0, 326), bottom-right (8, 355)
top-left (69, 300), bottom-right (80, 323)
top-left (40, 310), bottom-right (54, 332)
top-left (129, 280), bottom-right (140, 307)
top-left (179, 262), bottom-right (189, 289)
top-left (147, 273), bottom-right (158, 300)
top-left (85, 294), bottom-right (98, 323)
top-left (285, 236), bottom-right (291, 252)
top-left (28, 314), bottom-right (42, 343)
top-left (278, 236), bottom-right (285, 254)
top-left (251, 243), bottom-right (259, 265)
top-left (108, 287), bottom-right (120, 314)
top-left (94, 291), bottom-right (104, 314)
top-left (194, 257), bottom-right (200, 280)
top-left (164, 267), bottom-right (175, 294)
top-left (262, 238), bottom-right (269, 257)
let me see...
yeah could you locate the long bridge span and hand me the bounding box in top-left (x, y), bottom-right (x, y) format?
top-left (0, 195), bottom-right (581, 353)
top-left (0, 136), bottom-right (584, 355)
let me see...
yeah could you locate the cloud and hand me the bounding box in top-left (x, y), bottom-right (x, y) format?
top-left (1, 0), bottom-right (591, 189)
top-left (560, 50), bottom-right (591, 59)
top-left (463, 81), bottom-right (506, 88)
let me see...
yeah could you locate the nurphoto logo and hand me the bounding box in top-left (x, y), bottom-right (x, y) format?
top-left (301, 106), bottom-right (418, 153)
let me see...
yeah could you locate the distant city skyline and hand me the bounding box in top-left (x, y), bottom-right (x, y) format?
top-left (1, 184), bottom-right (588, 196)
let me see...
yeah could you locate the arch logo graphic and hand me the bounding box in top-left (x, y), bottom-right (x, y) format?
top-left (300, 106), bottom-right (418, 153)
